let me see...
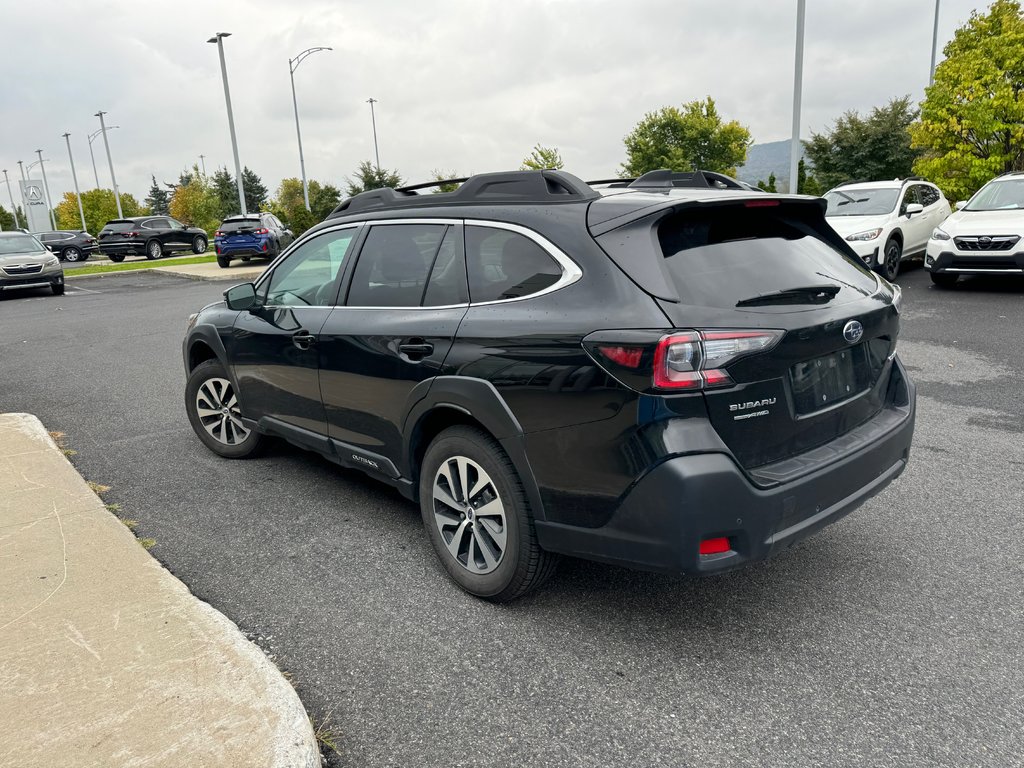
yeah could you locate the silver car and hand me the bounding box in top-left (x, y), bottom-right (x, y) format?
top-left (0, 232), bottom-right (65, 296)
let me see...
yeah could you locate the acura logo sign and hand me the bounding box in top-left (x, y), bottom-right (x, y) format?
top-left (843, 320), bottom-right (864, 344)
top-left (25, 185), bottom-right (42, 202)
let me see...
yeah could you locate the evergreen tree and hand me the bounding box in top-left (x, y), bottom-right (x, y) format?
top-left (210, 167), bottom-right (238, 218)
top-left (345, 161), bottom-right (404, 196)
top-left (242, 167), bottom-right (268, 212)
top-left (145, 175), bottom-right (170, 215)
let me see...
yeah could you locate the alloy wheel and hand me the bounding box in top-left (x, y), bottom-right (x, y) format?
top-left (194, 377), bottom-right (250, 445)
top-left (884, 243), bottom-right (900, 280)
top-left (432, 456), bottom-right (507, 574)
top-left (149, 241), bottom-right (161, 259)
top-left (64, 247), bottom-right (82, 262)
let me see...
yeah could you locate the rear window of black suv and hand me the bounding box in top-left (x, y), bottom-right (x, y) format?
top-left (657, 205), bottom-right (878, 309)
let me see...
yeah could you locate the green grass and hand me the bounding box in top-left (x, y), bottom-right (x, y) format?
top-left (66, 254), bottom-right (217, 276)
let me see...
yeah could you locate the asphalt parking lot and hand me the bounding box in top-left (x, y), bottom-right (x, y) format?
top-left (1, 267), bottom-right (1021, 767)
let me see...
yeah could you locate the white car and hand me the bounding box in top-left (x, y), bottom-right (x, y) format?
top-left (925, 171), bottom-right (1024, 288)
top-left (824, 179), bottom-right (951, 281)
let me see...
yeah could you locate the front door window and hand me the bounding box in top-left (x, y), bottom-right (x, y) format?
top-left (262, 227), bottom-right (358, 307)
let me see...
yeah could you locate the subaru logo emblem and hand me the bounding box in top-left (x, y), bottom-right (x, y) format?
top-left (979, 236), bottom-right (992, 247)
top-left (843, 320), bottom-right (864, 344)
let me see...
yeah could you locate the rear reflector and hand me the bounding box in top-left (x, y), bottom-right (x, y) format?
top-left (699, 537), bottom-right (731, 555)
top-left (596, 345), bottom-right (644, 369)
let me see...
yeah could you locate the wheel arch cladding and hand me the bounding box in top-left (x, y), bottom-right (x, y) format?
top-left (402, 376), bottom-right (548, 522)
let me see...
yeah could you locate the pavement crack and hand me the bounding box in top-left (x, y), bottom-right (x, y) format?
top-left (0, 501), bottom-right (69, 635)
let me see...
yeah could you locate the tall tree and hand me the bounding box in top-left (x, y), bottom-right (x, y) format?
top-left (0, 204), bottom-right (24, 230)
top-left (911, 0), bottom-right (1024, 200)
top-left (345, 161), bottom-right (404, 196)
top-left (804, 96), bottom-right (921, 191)
top-left (756, 172), bottom-right (778, 193)
top-left (520, 146), bottom-right (563, 171)
top-left (210, 167), bottom-right (238, 218)
top-left (168, 174), bottom-right (221, 235)
top-left (242, 166), bottom-right (268, 212)
top-left (797, 158), bottom-right (822, 196)
top-left (268, 177), bottom-right (343, 237)
top-left (53, 189), bottom-right (142, 235)
top-left (621, 97), bottom-right (752, 177)
top-left (145, 175), bottom-right (170, 215)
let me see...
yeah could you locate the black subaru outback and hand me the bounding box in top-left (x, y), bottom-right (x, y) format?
top-left (182, 169), bottom-right (915, 601)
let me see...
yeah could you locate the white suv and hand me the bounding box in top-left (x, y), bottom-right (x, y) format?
top-left (925, 172), bottom-right (1024, 288)
top-left (824, 179), bottom-right (951, 281)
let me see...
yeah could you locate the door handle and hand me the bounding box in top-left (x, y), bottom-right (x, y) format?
top-left (398, 341), bottom-right (433, 359)
top-left (292, 332), bottom-right (316, 350)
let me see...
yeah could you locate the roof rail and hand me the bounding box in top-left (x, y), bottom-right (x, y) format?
top-left (328, 169), bottom-right (598, 217)
top-left (835, 179), bottom-right (870, 187)
top-left (899, 176), bottom-right (924, 184)
top-left (624, 169), bottom-right (749, 190)
top-left (395, 177), bottom-right (470, 193)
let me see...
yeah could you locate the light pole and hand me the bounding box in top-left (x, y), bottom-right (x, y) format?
top-left (199, 154), bottom-right (206, 176)
top-left (367, 97), bottom-right (381, 175)
top-left (95, 111), bottom-right (123, 218)
top-left (63, 133), bottom-right (88, 231)
top-left (35, 150), bottom-right (57, 229)
top-left (3, 170), bottom-right (21, 229)
top-left (87, 126), bottom-right (118, 189)
top-left (289, 46), bottom-right (332, 212)
top-left (789, 0), bottom-right (806, 195)
top-left (929, 0), bottom-right (942, 86)
top-left (208, 32), bottom-right (246, 215)
top-left (17, 160), bottom-right (26, 182)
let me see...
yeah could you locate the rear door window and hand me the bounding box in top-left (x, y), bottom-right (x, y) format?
top-left (346, 223), bottom-right (446, 307)
top-left (464, 226), bottom-right (562, 303)
top-left (656, 206), bottom-right (878, 309)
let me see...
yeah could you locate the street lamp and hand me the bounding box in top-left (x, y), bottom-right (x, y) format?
top-left (95, 111), bottom-right (123, 218)
top-left (789, 0), bottom-right (806, 195)
top-left (367, 97), bottom-right (381, 174)
top-left (17, 160), bottom-right (25, 182)
top-left (35, 149), bottom-right (57, 229)
top-left (207, 32), bottom-right (246, 215)
top-left (289, 46), bottom-right (332, 211)
top-left (88, 125), bottom-right (119, 189)
top-left (3, 170), bottom-right (21, 229)
top-left (63, 133), bottom-right (88, 231)
top-left (199, 154), bottom-right (206, 176)
top-left (929, 0), bottom-right (942, 86)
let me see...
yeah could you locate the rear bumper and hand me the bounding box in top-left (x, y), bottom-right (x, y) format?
top-left (98, 242), bottom-right (145, 256)
top-left (925, 248), bottom-right (1024, 275)
top-left (535, 357), bottom-right (916, 575)
top-left (216, 240), bottom-right (272, 258)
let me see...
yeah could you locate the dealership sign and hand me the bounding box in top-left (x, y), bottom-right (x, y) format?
top-left (20, 179), bottom-right (50, 232)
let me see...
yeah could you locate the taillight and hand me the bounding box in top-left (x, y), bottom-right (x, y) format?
top-left (255, 227), bottom-right (270, 235)
top-left (215, 230), bottom-right (224, 238)
top-left (125, 231), bottom-right (139, 238)
top-left (654, 330), bottom-right (782, 391)
top-left (596, 345), bottom-right (644, 368)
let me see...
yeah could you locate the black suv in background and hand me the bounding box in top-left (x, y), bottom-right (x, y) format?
top-left (214, 213), bottom-right (294, 268)
top-left (35, 230), bottom-right (98, 262)
top-left (182, 170), bottom-right (916, 601)
top-left (98, 216), bottom-right (208, 262)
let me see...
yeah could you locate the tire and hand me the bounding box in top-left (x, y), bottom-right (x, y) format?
top-left (419, 426), bottom-right (558, 601)
top-left (216, 255), bottom-right (231, 269)
top-left (192, 236), bottom-right (207, 254)
top-left (878, 237), bottom-right (902, 281)
top-left (930, 272), bottom-right (959, 288)
top-left (62, 246), bottom-right (83, 262)
top-left (185, 359), bottom-right (263, 458)
top-left (146, 240), bottom-right (163, 260)
top-left (107, 254), bottom-right (125, 263)
top-left (51, 283), bottom-right (65, 296)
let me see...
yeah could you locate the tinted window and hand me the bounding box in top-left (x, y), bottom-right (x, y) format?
top-left (167, 218), bottom-right (185, 229)
top-left (220, 218), bottom-right (262, 233)
top-left (262, 228), bottom-right (357, 307)
top-left (656, 206), bottom-right (877, 309)
top-left (919, 185), bottom-right (940, 206)
top-left (422, 227), bottom-right (468, 307)
top-left (465, 227), bottom-right (562, 302)
top-left (102, 221), bottom-right (136, 232)
top-left (142, 219), bottom-right (166, 229)
top-left (346, 223), bottom-right (446, 307)
top-left (899, 187), bottom-right (921, 214)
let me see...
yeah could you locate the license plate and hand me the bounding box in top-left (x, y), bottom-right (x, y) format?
top-left (790, 345), bottom-right (870, 415)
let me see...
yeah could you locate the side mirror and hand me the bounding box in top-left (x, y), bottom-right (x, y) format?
top-left (224, 282), bottom-right (258, 311)
top-left (955, 200), bottom-right (968, 210)
top-left (905, 203), bottom-right (924, 217)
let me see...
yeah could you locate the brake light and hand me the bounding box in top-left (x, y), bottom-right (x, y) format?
top-left (255, 227), bottom-right (270, 235)
top-left (596, 345), bottom-right (644, 368)
top-left (653, 330), bottom-right (783, 391)
top-left (744, 199), bottom-right (780, 207)
top-left (125, 231), bottom-right (139, 238)
top-left (215, 230), bottom-right (224, 238)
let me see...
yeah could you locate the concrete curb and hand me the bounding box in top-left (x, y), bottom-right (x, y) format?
top-left (0, 414), bottom-right (320, 768)
top-left (65, 264), bottom-right (266, 283)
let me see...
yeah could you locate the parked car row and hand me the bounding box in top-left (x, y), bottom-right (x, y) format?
top-left (824, 171), bottom-right (1024, 286)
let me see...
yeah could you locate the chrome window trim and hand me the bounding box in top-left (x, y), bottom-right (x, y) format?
top-left (255, 217), bottom-right (583, 310)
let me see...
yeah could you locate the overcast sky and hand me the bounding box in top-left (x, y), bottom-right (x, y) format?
top-left (0, 0), bottom-right (987, 206)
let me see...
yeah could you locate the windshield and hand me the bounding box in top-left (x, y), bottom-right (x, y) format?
top-left (965, 179), bottom-right (1024, 211)
top-left (824, 188), bottom-right (899, 216)
top-left (0, 234), bottom-right (45, 255)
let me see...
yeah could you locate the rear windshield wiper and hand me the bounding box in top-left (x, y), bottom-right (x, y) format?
top-left (736, 284), bottom-right (841, 307)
